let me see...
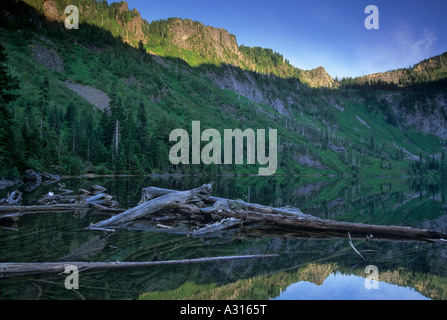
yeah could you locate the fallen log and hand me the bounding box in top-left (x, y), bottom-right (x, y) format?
top-left (90, 203), bottom-right (126, 214)
top-left (136, 186), bottom-right (447, 243)
top-left (190, 217), bottom-right (242, 237)
top-left (0, 189), bottom-right (119, 215)
top-left (0, 254), bottom-right (279, 277)
top-left (79, 189), bottom-right (91, 195)
top-left (138, 186), bottom-right (224, 205)
top-left (91, 185), bottom-right (107, 194)
top-left (55, 183), bottom-right (74, 195)
top-left (0, 203), bottom-right (89, 213)
top-left (37, 194), bottom-right (77, 205)
top-left (201, 199), bottom-right (447, 243)
top-left (0, 190), bottom-right (22, 206)
top-left (38, 191), bottom-right (114, 206)
top-left (139, 186), bottom-right (313, 218)
top-left (85, 193), bottom-right (113, 204)
top-left (87, 183), bottom-right (213, 229)
top-left (82, 184), bottom-right (447, 243)
top-left (41, 172), bottom-right (61, 185)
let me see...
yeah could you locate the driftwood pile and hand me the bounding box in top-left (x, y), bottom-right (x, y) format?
top-left (87, 183), bottom-right (447, 243)
top-left (0, 184), bottom-right (118, 228)
top-left (1, 183), bottom-right (447, 277)
top-left (2, 181), bottom-right (446, 243)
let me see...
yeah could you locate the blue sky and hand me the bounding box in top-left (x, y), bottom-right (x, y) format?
top-left (273, 272), bottom-right (430, 300)
top-left (124, 0), bottom-right (447, 79)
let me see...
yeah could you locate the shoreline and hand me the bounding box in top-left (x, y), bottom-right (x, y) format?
top-left (0, 171), bottom-right (439, 192)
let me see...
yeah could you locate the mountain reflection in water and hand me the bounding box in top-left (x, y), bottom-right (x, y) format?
top-left (1, 176), bottom-right (446, 300)
top-left (273, 272), bottom-right (430, 300)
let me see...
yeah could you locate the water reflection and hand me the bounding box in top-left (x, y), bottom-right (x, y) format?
top-left (0, 176), bottom-right (446, 300)
top-left (273, 272), bottom-right (430, 300)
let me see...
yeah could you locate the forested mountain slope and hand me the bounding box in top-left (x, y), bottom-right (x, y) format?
top-left (1, 0), bottom-right (446, 180)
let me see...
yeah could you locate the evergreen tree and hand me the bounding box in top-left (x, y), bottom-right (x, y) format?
top-left (38, 76), bottom-right (50, 139)
top-left (136, 102), bottom-right (150, 155)
top-left (0, 42), bottom-right (18, 170)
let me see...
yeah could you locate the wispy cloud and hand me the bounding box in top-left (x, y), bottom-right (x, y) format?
top-left (394, 25), bottom-right (437, 63)
top-left (342, 24), bottom-right (438, 78)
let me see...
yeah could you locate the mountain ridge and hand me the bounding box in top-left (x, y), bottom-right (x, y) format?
top-left (342, 51), bottom-right (447, 88)
top-left (105, 1), bottom-right (447, 89)
top-left (31, 0), bottom-right (447, 89)
top-left (1, 0), bottom-right (446, 179)
top-left (144, 14), bottom-right (338, 89)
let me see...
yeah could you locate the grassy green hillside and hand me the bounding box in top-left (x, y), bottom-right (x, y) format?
top-left (0, 0), bottom-right (446, 179)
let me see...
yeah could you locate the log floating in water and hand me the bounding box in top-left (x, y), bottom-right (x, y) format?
top-left (91, 185), bottom-right (107, 194)
top-left (4, 183), bottom-right (444, 243)
top-left (190, 217), bottom-right (242, 237)
top-left (133, 185), bottom-right (447, 243)
top-left (138, 186), bottom-right (224, 205)
top-left (87, 183), bottom-right (213, 229)
top-left (0, 185), bottom-right (119, 215)
top-left (85, 193), bottom-right (113, 204)
top-left (0, 190), bottom-right (22, 206)
top-left (0, 204), bottom-right (89, 213)
top-left (201, 199), bottom-right (447, 243)
top-left (90, 203), bottom-right (125, 214)
top-left (0, 254), bottom-right (279, 277)
top-left (139, 186), bottom-right (312, 218)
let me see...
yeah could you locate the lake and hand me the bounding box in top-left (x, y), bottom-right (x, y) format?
top-left (1, 175), bottom-right (446, 300)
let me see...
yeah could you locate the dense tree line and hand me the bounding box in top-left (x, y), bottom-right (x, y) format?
top-left (410, 152), bottom-right (447, 179)
top-left (1, 0), bottom-right (446, 180)
top-left (339, 78), bottom-right (399, 91)
top-left (240, 45), bottom-right (289, 69)
top-left (0, 42), bottom-right (19, 175)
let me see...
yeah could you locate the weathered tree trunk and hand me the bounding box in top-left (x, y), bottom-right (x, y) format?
top-left (85, 193), bottom-right (113, 204)
top-left (202, 200), bottom-right (447, 243)
top-left (139, 186), bottom-right (311, 217)
top-left (0, 204), bottom-right (89, 213)
top-left (90, 203), bottom-right (125, 213)
top-left (0, 185), bottom-right (118, 216)
top-left (0, 190), bottom-right (22, 206)
top-left (190, 217), bottom-right (242, 237)
top-left (138, 187), bottom-right (447, 243)
top-left (92, 185), bottom-right (107, 194)
top-left (87, 184), bottom-right (213, 229)
top-left (0, 254), bottom-right (279, 277)
top-left (138, 186), bottom-right (224, 205)
top-left (41, 172), bottom-right (61, 185)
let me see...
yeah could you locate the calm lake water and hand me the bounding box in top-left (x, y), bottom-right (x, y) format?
top-left (1, 175), bottom-right (446, 300)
